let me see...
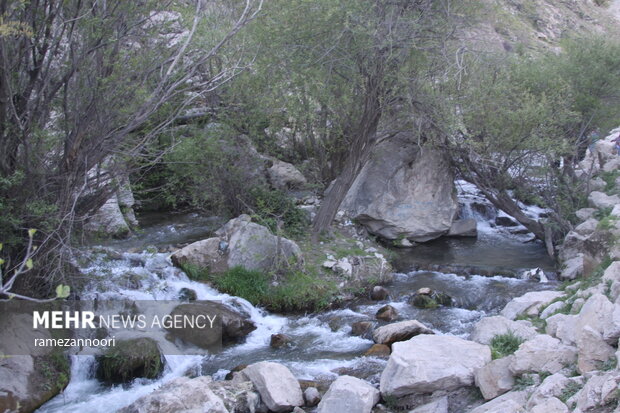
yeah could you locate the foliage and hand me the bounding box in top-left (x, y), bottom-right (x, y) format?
top-left (249, 188), bottom-right (309, 239)
top-left (201, 266), bottom-right (337, 313)
top-left (513, 374), bottom-right (537, 390)
top-left (96, 338), bottom-right (163, 384)
top-left (490, 331), bottom-right (525, 359)
top-left (559, 381), bottom-right (583, 403)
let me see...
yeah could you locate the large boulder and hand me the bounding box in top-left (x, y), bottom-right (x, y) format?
top-left (468, 390), bottom-right (528, 413)
top-left (340, 134), bottom-right (458, 242)
top-left (588, 191), bottom-right (620, 210)
top-left (96, 338), bottom-right (164, 383)
top-left (85, 196), bottom-right (131, 238)
top-left (267, 159), bottom-right (307, 189)
top-left (171, 215), bottom-right (303, 274)
top-left (470, 316), bottom-right (538, 345)
top-left (379, 335), bottom-right (491, 397)
top-left (242, 362), bottom-right (304, 412)
top-left (316, 375), bottom-right (379, 413)
top-left (118, 376), bottom-right (228, 413)
top-left (447, 218), bottom-right (478, 237)
top-left (509, 335), bottom-right (577, 375)
top-left (474, 356), bottom-right (515, 400)
top-left (167, 302), bottom-right (256, 346)
top-left (372, 320), bottom-right (434, 346)
top-left (568, 370), bottom-right (620, 412)
top-left (500, 291), bottom-right (564, 320)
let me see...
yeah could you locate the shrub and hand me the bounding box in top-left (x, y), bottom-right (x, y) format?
top-left (490, 331), bottom-right (524, 359)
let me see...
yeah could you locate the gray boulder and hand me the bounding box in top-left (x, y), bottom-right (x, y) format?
top-left (447, 218), bottom-right (478, 237)
top-left (317, 375), bottom-right (379, 413)
top-left (500, 291), bottom-right (564, 320)
top-left (242, 362), bottom-right (304, 412)
top-left (171, 215), bottom-right (303, 274)
top-left (468, 390), bottom-right (528, 413)
top-left (474, 356), bottom-right (515, 400)
top-left (118, 376), bottom-right (228, 413)
top-left (268, 159), bottom-right (307, 189)
top-left (372, 320), bottom-right (434, 346)
top-left (588, 191), bottom-right (620, 209)
top-left (470, 316), bottom-right (538, 345)
top-left (85, 196), bottom-right (131, 237)
top-left (379, 335), bottom-right (491, 397)
top-left (340, 134), bottom-right (458, 242)
top-left (509, 335), bottom-right (577, 375)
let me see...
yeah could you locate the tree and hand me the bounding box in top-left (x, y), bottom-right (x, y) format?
top-left (0, 0), bottom-right (262, 297)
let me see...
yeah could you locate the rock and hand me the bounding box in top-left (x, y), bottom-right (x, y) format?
top-left (225, 364), bottom-right (248, 380)
top-left (495, 215), bottom-right (519, 227)
top-left (574, 218), bottom-right (599, 236)
top-left (96, 338), bottom-right (164, 383)
top-left (526, 373), bottom-right (575, 409)
top-left (370, 286), bottom-right (389, 301)
top-left (500, 290), bottom-right (564, 320)
top-left (571, 371), bottom-right (620, 412)
top-left (589, 177), bottom-right (607, 192)
top-left (375, 305), bottom-right (398, 322)
top-left (529, 397), bottom-right (568, 413)
top-left (560, 254), bottom-right (589, 280)
top-left (540, 301), bottom-right (566, 319)
top-left (85, 196), bottom-right (131, 238)
top-left (545, 313), bottom-right (577, 345)
top-left (350, 321), bottom-right (375, 339)
top-left (379, 335), bottom-right (491, 397)
top-left (588, 191), bottom-right (620, 209)
top-left (208, 379), bottom-right (262, 412)
top-left (340, 135), bottom-right (458, 243)
top-left (243, 362), bottom-right (304, 412)
top-left (293, 408), bottom-right (306, 413)
top-left (576, 326), bottom-right (615, 374)
top-left (470, 316), bottom-right (538, 345)
top-left (603, 261), bottom-right (620, 284)
top-left (408, 396), bottom-right (449, 413)
top-left (317, 375), bottom-right (379, 413)
top-left (372, 320), bottom-right (434, 346)
top-left (603, 156), bottom-right (620, 172)
top-left (520, 267), bottom-right (548, 283)
top-left (267, 159), bottom-right (307, 189)
top-left (167, 302), bottom-right (256, 347)
top-left (171, 215), bottom-right (303, 274)
top-left (178, 287), bottom-right (197, 301)
top-left (304, 387), bottom-right (321, 407)
top-left (509, 335), bottom-right (577, 375)
top-left (447, 218), bottom-right (478, 237)
top-left (270, 333), bottom-right (292, 349)
top-left (468, 390), bottom-right (528, 413)
top-left (575, 208), bottom-right (597, 221)
top-left (364, 344), bottom-right (391, 357)
top-left (409, 289), bottom-right (452, 309)
top-left (474, 356), bottom-right (515, 400)
top-left (170, 237), bottom-right (227, 272)
top-left (118, 376), bottom-right (228, 413)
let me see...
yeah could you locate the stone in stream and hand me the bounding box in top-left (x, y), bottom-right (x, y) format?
top-left (375, 305), bottom-right (398, 322)
top-left (380, 335), bottom-right (491, 397)
top-left (372, 320), bottom-right (434, 346)
top-left (447, 218), bottom-right (478, 237)
top-left (364, 344), bottom-right (391, 358)
top-left (409, 288), bottom-right (452, 309)
top-left (96, 337), bottom-right (164, 384)
top-left (242, 361), bottom-right (304, 412)
top-left (350, 321), bottom-right (375, 339)
top-left (178, 287), bottom-right (197, 301)
top-left (270, 333), bottom-right (292, 349)
top-left (370, 285), bottom-right (389, 301)
top-left (316, 375), bottom-right (380, 413)
top-left (166, 302), bottom-right (256, 348)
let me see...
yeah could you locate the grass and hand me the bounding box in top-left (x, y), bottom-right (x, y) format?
top-left (559, 381), bottom-right (582, 403)
top-left (513, 374), bottom-right (536, 390)
top-left (195, 265), bottom-right (338, 312)
top-left (600, 170), bottom-right (620, 195)
top-left (490, 331), bottom-right (525, 360)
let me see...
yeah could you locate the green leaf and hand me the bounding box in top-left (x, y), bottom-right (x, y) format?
top-left (26, 259), bottom-right (33, 270)
top-left (0, 259), bottom-right (4, 266)
top-left (55, 284), bottom-right (70, 299)
top-left (28, 229), bottom-right (36, 238)
top-left (0, 243), bottom-right (3, 252)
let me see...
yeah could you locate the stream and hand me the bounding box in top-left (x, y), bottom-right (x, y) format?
top-left (38, 184), bottom-right (557, 413)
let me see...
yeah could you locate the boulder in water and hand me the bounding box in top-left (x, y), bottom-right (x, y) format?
top-left (365, 344), bottom-right (391, 357)
top-left (351, 321), bottom-right (375, 339)
top-left (370, 286), bottom-right (389, 301)
top-left (372, 320), bottom-right (434, 346)
top-left (270, 333), bottom-right (292, 349)
top-left (304, 386), bottom-right (321, 407)
top-left (448, 218), bottom-right (478, 237)
top-left (166, 302), bottom-right (256, 347)
top-left (96, 337), bottom-right (164, 384)
top-left (178, 287), bottom-right (197, 301)
top-left (340, 134), bottom-right (458, 243)
top-left (409, 288), bottom-right (452, 309)
top-left (376, 305), bottom-right (398, 322)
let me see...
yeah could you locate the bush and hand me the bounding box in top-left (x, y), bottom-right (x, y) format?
top-left (490, 331), bottom-right (524, 359)
top-left (249, 187), bottom-right (309, 239)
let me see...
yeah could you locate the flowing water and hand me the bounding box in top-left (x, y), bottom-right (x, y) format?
top-left (38, 184), bottom-right (558, 412)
